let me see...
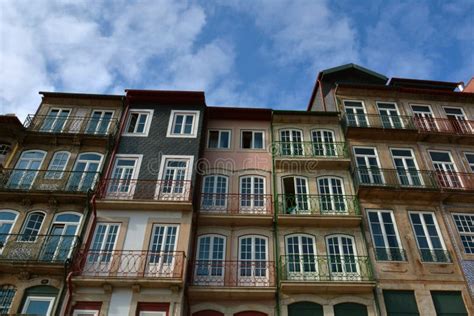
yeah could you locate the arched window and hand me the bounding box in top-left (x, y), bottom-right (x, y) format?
top-left (67, 152), bottom-right (103, 192)
top-left (42, 212), bottom-right (82, 262)
top-left (45, 151), bottom-right (70, 179)
top-left (312, 129), bottom-right (336, 156)
top-left (240, 176), bottom-right (265, 213)
top-left (282, 176), bottom-right (309, 214)
top-left (326, 234), bottom-right (359, 280)
top-left (9, 150), bottom-right (46, 189)
top-left (0, 284), bottom-right (16, 314)
top-left (279, 129), bottom-right (304, 156)
top-left (238, 235), bottom-right (269, 285)
top-left (195, 234), bottom-right (226, 285)
top-left (285, 234), bottom-right (317, 280)
top-left (201, 175), bottom-right (228, 211)
top-left (0, 210), bottom-right (18, 246)
top-left (19, 211), bottom-right (45, 241)
top-left (20, 285), bottom-right (59, 315)
top-left (317, 177), bottom-right (347, 213)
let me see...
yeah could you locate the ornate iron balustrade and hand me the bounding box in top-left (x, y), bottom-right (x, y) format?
top-left (342, 113), bottom-right (417, 130)
top-left (0, 169), bottom-right (100, 193)
top-left (190, 260), bottom-right (276, 287)
top-left (73, 250), bottom-right (185, 279)
top-left (0, 234), bottom-right (80, 264)
top-left (418, 249), bottom-right (451, 263)
top-left (276, 194), bottom-right (360, 216)
top-left (434, 171), bottom-right (474, 191)
top-left (99, 179), bottom-right (192, 202)
top-left (352, 168), bottom-right (439, 190)
top-left (374, 247), bottom-right (407, 262)
top-left (272, 141), bottom-right (348, 159)
top-left (279, 255), bottom-right (373, 282)
top-left (24, 114), bottom-right (118, 136)
top-left (198, 193), bottom-right (273, 215)
top-left (414, 117), bottom-right (474, 135)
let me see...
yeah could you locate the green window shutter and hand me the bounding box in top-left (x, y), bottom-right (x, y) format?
top-left (334, 303), bottom-right (368, 316)
top-left (288, 302), bottom-right (323, 316)
top-left (431, 291), bottom-right (468, 316)
top-left (383, 290), bottom-right (420, 316)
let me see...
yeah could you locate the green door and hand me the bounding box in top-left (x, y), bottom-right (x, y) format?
top-left (288, 302), bottom-right (323, 316)
top-left (334, 303), bottom-right (368, 316)
top-left (383, 290), bottom-right (420, 316)
top-left (431, 291), bottom-right (468, 316)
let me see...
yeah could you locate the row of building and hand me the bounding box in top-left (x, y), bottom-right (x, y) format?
top-left (0, 63), bottom-right (473, 316)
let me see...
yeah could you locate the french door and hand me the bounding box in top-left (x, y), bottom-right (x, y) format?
top-left (239, 236), bottom-right (268, 286)
top-left (429, 151), bottom-right (462, 188)
top-left (282, 177), bottom-right (309, 214)
top-left (67, 153), bottom-right (102, 192)
top-left (391, 149), bottom-right (423, 186)
top-left (412, 105), bottom-right (437, 132)
top-left (8, 151), bottom-right (45, 189)
top-left (280, 130), bottom-right (304, 156)
top-left (312, 130), bottom-right (336, 156)
top-left (195, 235), bottom-right (226, 285)
top-left (201, 175), bottom-right (228, 211)
top-left (86, 223), bottom-right (120, 276)
top-left (240, 176), bottom-right (265, 213)
top-left (41, 108), bottom-right (71, 132)
top-left (86, 110), bottom-right (113, 135)
top-left (41, 218), bottom-right (79, 262)
top-left (344, 101), bottom-right (367, 127)
top-left (327, 235), bottom-right (359, 280)
top-left (444, 107), bottom-right (472, 134)
top-left (285, 235), bottom-right (317, 280)
top-left (147, 225), bottom-right (178, 277)
top-left (317, 177), bottom-right (346, 213)
top-left (377, 102), bottom-right (403, 128)
top-left (158, 159), bottom-right (189, 200)
top-left (107, 157), bottom-right (139, 198)
top-left (354, 148), bottom-right (384, 184)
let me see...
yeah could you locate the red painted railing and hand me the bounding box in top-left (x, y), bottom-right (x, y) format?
top-left (198, 193), bottom-right (273, 215)
top-left (414, 117), bottom-right (474, 135)
top-left (434, 171), bottom-right (474, 191)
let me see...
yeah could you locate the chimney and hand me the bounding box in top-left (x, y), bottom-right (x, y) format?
top-left (463, 78), bottom-right (474, 93)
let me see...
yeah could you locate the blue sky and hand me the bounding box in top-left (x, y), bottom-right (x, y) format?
top-left (1, 0), bottom-right (473, 119)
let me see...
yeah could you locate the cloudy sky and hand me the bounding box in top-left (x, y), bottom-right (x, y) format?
top-left (1, 0), bottom-right (473, 119)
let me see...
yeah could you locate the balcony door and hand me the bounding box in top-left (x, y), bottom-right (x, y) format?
top-left (377, 102), bottom-right (403, 128)
top-left (41, 213), bottom-right (81, 262)
top-left (8, 150), bottom-right (46, 189)
top-left (412, 105), bottom-right (437, 132)
top-left (40, 108), bottom-right (71, 132)
top-left (195, 235), bottom-right (226, 285)
top-left (238, 236), bottom-right (268, 286)
top-left (201, 175), bottom-right (228, 212)
top-left (240, 176), bottom-right (265, 214)
top-left (409, 212), bottom-right (449, 262)
top-left (285, 234), bottom-right (317, 280)
top-left (67, 153), bottom-right (102, 192)
top-left (107, 156), bottom-right (141, 199)
top-left (282, 177), bottom-right (309, 214)
top-left (280, 129), bottom-right (303, 156)
top-left (354, 147), bottom-right (383, 185)
top-left (444, 107), bottom-right (472, 134)
top-left (86, 110), bottom-right (113, 135)
top-left (312, 129), bottom-right (336, 156)
top-left (344, 101), bottom-right (367, 127)
top-left (0, 210), bottom-right (18, 254)
top-left (429, 151), bottom-right (462, 189)
top-left (86, 223), bottom-right (120, 276)
top-left (326, 235), bottom-right (359, 281)
top-left (147, 225), bottom-right (178, 277)
top-left (317, 177), bottom-right (346, 213)
top-left (391, 149), bottom-right (423, 186)
top-left (157, 157), bottom-right (192, 200)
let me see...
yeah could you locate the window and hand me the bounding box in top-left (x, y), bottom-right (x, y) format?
top-left (377, 102), bottom-right (403, 128)
top-left (464, 153), bottom-right (474, 172)
top-left (136, 303), bottom-right (169, 316)
top-left (367, 210), bottom-right (405, 261)
top-left (317, 177), bottom-right (346, 213)
top-left (240, 176), bottom-right (265, 213)
top-left (201, 175), bottom-right (228, 211)
top-left (412, 104), bottom-right (436, 132)
top-left (42, 213), bottom-right (81, 262)
top-left (167, 110), bottom-right (200, 138)
top-left (19, 211), bottom-right (45, 242)
top-left (453, 213), bottom-right (474, 254)
top-left (409, 211), bottom-right (450, 262)
top-left (45, 151), bottom-right (70, 179)
top-left (285, 234), bottom-right (317, 280)
top-left (282, 177), bottom-right (309, 214)
top-left (0, 144), bottom-right (11, 163)
top-left (87, 223), bottom-right (120, 265)
top-left (157, 156), bottom-right (193, 200)
top-left (344, 100), bottom-right (367, 127)
top-left (208, 130), bottom-right (231, 149)
top-left (147, 225), bottom-right (179, 277)
top-left (391, 148), bottom-right (422, 186)
top-left (21, 296), bottom-right (55, 316)
top-left (444, 107), bottom-right (472, 134)
top-left (123, 110), bottom-right (153, 136)
top-left (107, 155), bottom-right (142, 198)
top-left (334, 303), bottom-right (368, 316)
top-left (67, 153), bottom-right (103, 192)
top-left (41, 108), bottom-right (71, 132)
top-left (9, 150), bottom-right (46, 189)
top-left (72, 301), bottom-right (101, 316)
top-left (354, 147), bottom-right (383, 184)
top-left (280, 129), bottom-right (303, 155)
top-left (383, 290), bottom-right (419, 316)
top-left (238, 236), bottom-right (268, 285)
top-left (429, 151), bottom-right (462, 188)
top-left (0, 210), bottom-right (18, 248)
top-left (0, 284), bottom-right (15, 314)
top-left (312, 129), bottom-right (336, 156)
top-left (86, 110), bottom-right (114, 135)
top-left (241, 130), bottom-right (264, 149)
top-left (326, 235), bottom-right (359, 280)
top-left (431, 291), bottom-right (468, 316)
top-left (195, 235), bottom-right (226, 284)
top-left (73, 310), bottom-right (99, 316)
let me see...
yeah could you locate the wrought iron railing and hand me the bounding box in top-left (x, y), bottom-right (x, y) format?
top-left (24, 114), bottom-right (118, 136)
top-left (276, 194), bottom-right (359, 216)
top-left (279, 255), bottom-right (373, 282)
top-left (272, 141), bottom-right (348, 158)
top-left (0, 169), bottom-right (100, 193)
top-left (374, 247), bottom-right (407, 262)
top-left (0, 234), bottom-right (80, 264)
top-left (418, 249), bottom-right (451, 263)
top-left (189, 260), bottom-right (276, 287)
top-left (352, 168), bottom-right (438, 190)
top-left (198, 193), bottom-right (273, 215)
top-left (434, 171), bottom-right (474, 191)
top-left (342, 113), bottom-right (417, 130)
top-left (99, 179), bottom-right (192, 202)
top-left (73, 250), bottom-right (185, 279)
top-left (414, 117), bottom-right (474, 135)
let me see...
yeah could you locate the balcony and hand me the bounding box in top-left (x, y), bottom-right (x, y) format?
top-left (272, 141), bottom-right (350, 169)
top-left (342, 113), bottom-right (418, 141)
top-left (276, 194), bottom-right (360, 227)
top-left (418, 249), bottom-right (451, 263)
top-left (279, 255), bottom-right (375, 294)
top-left (188, 260), bottom-right (276, 300)
top-left (373, 247), bottom-right (407, 262)
top-left (97, 179), bottom-right (192, 210)
top-left (0, 169), bottom-right (99, 202)
top-left (198, 193), bottom-right (273, 226)
top-left (414, 117), bottom-right (474, 144)
top-left (0, 234), bottom-right (80, 273)
top-left (72, 250), bottom-right (185, 288)
top-left (25, 114), bottom-right (118, 136)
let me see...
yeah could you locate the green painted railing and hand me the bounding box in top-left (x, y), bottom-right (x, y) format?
top-left (272, 141), bottom-right (348, 159)
top-left (276, 194), bottom-right (360, 216)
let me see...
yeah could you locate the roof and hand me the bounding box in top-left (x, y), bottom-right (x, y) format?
top-left (39, 91), bottom-right (124, 100)
top-left (388, 78), bottom-right (460, 91)
top-left (207, 106), bottom-right (271, 120)
top-left (125, 89), bottom-right (206, 105)
top-left (0, 115), bottom-right (23, 127)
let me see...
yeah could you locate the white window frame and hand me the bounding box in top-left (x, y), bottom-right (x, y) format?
top-left (139, 312), bottom-right (166, 316)
top-left (166, 110), bottom-right (200, 138)
top-left (86, 109), bottom-right (115, 135)
top-left (237, 235), bottom-right (269, 286)
top-left (41, 108), bottom-right (72, 132)
top-left (376, 101), bottom-right (404, 128)
top-left (73, 310), bottom-right (99, 316)
top-left (207, 129), bottom-right (231, 149)
top-left (156, 155), bottom-right (194, 199)
top-left (0, 210), bottom-right (18, 253)
top-left (19, 211), bottom-right (46, 242)
top-left (452, 213), bottom-right (474, 254)
top-left (285, 233), bottom-right (318, 279)
top-left (123, 109), bottom-right (154, 137)
top-left (241, 130), bottom-right (265, 149)
top-left (325, 234), bottom-right (360, 280)
top-left (239, 175), bottom-right (266, 213)
top-left (21, 295), bottom-right (55, 315)
top-left (428, 150), bottom-right (463, 188)
top-left (464, 152), bottom-right (474, 172)
top-left (201, 175), bottom-right (229, 211)
top-left (107, 154), bottom-right (143, 198)
top-left (353, 146), bottom-right (385, 184)
top-left (45, 151), bottom-right (71, 180)
top-left (408, 211), bottom-right (448, 260)
top-left (195, 234), bottom-right (226, 285)
top-left (367, 209), bottom-right (404, 261)
top-left (390, 147), bottom-right (424, 186)
top-left (343, 100), bottom-right (369, 127)
top-left (45, 212), bottom-right (82, 261)
top-left (316, 176), bottom-right (347, 213)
